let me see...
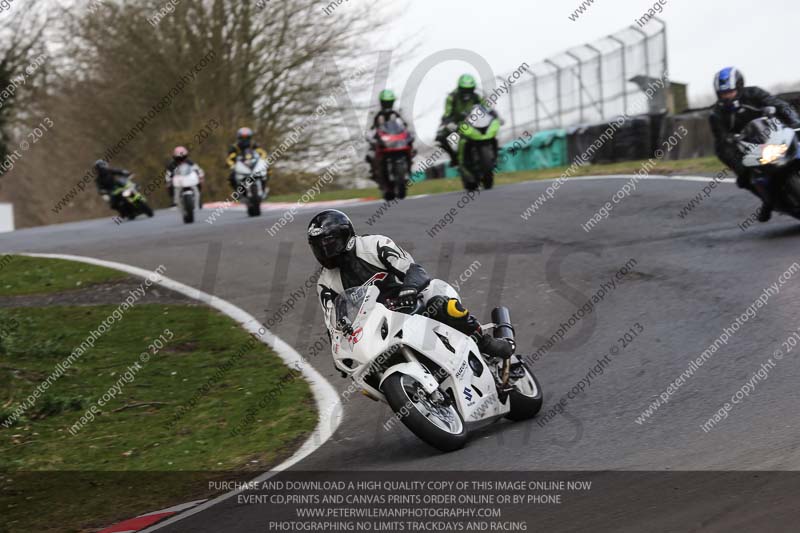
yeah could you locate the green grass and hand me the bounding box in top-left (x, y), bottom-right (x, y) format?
top-left (0, 255), bottom-right (128, 296)
top-left (266, 156), bottom-right (725, 204)
top-left (0, 260), bottom-right (317, 532)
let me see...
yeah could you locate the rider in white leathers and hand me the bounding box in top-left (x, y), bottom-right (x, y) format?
top-left (308, 210), bottom-right (513, 361)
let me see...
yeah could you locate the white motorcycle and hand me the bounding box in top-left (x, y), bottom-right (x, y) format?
top-left (171, 163), bottom-right (201, 224)
top-left (233, 149), bottom-right (269, 217)
top-left (330, 285), bottom-right (543, 452)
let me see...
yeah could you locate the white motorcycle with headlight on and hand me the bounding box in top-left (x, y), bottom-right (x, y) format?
top-left (233, 149), bottom-right (269, 217)
top-left (171, 162), bottom-right (201, 224)
top-left (330, 284), bottom-right (542, 452)
top-left (737, 109), bottom-right (800, 220)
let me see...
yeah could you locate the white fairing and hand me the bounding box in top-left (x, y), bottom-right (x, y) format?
top-left (331, 285), bottom-right (510, 423)
top-left (172, 163), bottom-right (200, 188)
top-left (172, 163), bottom-right (200, 213)
top-left (234, 154), bottom-right (269, 201)
top-left (234, 156), bottom-right (268, 181)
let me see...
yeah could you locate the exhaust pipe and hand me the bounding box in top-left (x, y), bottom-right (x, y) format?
top-left (491, 307), bottom-right (516, 387)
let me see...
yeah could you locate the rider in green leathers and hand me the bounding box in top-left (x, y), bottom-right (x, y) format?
top-left (436, 74), bottom-right (486, 165)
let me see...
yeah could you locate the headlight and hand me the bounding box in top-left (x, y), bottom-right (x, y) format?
top-left (760, 144), bottom-right (788, 165)
top-left (122, 189), bottom-right (133, 198)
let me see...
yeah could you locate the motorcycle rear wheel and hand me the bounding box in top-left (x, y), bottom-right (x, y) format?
top-left (505, 360), bottom-right (543, 421)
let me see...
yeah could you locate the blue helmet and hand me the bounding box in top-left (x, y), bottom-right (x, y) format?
top-left (714, 67), bottom-right (744, 109)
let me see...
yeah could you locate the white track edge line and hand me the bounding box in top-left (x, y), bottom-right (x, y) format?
top-left (544, 174), bottom-right (735, 185)
top-left (20, 253), bottom-right (342, 532)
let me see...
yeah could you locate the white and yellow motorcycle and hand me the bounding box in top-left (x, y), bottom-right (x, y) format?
top-left (330, 285), bottom-right (542, 452)
top-left (233, 149), bottom-right (269, 217)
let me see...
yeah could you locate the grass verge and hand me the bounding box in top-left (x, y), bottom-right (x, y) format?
top-left (0, 257), bottom-right (316, 532)
top-left (0, 255), bottom-right (129, 296)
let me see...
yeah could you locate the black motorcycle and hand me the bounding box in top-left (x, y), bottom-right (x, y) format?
top-left (736, 109), bottom-right (800, 220)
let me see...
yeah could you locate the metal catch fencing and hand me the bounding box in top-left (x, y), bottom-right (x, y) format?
top-left (492, 18), bottom-right (669, 142)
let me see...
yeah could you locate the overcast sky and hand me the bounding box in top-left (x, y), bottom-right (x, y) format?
top-left (350, 0), bottom-right (800, 144)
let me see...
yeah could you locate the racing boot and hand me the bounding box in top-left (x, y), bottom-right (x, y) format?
top-left (476, 332), bottom-right (513, 360)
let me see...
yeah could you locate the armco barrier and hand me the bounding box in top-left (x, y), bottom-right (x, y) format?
top-left (661, 110), bottom-right (715, 160)
top-left (566, 114), bottom-right (661, 166)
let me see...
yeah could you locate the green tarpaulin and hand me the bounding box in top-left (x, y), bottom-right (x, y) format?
top-left (496, 129), bottom-right (567, 172)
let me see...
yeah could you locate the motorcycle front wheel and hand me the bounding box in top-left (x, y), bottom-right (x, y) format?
top-left (391, 157), bottom-right (409, 200)
top-left (460, 169), bottom-right (479, 192)
top-left (459, 146), bottom-right (480, 192)
top-left (479, 143), bottom-right (497, 190)
top-left (139, 199), bottom-right (154, 218)
top-left (182, 194), bottom-right (194, 224)
top-left (248, 182), bottom-right (261, 217)
top-left (381, 373), bottom-right (467, 452)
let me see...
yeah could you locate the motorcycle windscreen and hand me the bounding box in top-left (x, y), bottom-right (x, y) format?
top-left (742, 117), bottom-right (783, 144)
top-left (234, 161), bottom-right (253, 175)
top-left (333, 285), bottom-right (378, 331)
top-left (465, 105), bottom-right (494, 130)
top-left (379, 119), bottom-right (406, 135)
top-left (239, 150), bottom-right (259, 168)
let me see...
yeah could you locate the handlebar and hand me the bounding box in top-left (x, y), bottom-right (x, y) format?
top-left (385, 296), bottom-right (425, 315)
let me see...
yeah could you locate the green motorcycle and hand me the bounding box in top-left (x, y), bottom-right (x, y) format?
top-left (110, 176), bottom-right (154, 221)
top-left (454, 104), bottom-right (501, 191)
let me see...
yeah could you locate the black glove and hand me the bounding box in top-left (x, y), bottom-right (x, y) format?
top-left (397, 288), bottom-right (418, 308)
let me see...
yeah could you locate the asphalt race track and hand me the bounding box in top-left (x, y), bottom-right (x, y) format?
top-left (5, 176), bottom-right (800, 532)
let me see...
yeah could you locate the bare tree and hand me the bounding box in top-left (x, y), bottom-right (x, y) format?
top-left (1, 0), bottom-right (382, 228)
top-left (0, 1), bottom-right (52, 220)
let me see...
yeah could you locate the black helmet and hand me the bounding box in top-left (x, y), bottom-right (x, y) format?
top-left (714, 67), bottom-right (744, 110)
top-left (94, 159), bottom-right (109, 170)
top-left (307, 210), bottom-right (356, 269)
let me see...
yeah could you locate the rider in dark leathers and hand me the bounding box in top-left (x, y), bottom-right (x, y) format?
top-left (366, 89), bottom-right (414, 183)
top-left (94, 160), bottom-right (131, 210)
top-left (709, 67), bottom-right (800, 221)
top-left (226, 127), bottom-right (268, 190)
top-left (308, 210), bottom-right (514, 364)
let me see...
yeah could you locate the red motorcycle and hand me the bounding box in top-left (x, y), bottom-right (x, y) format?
top-left (374, 118), bottom-right (414, 201)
